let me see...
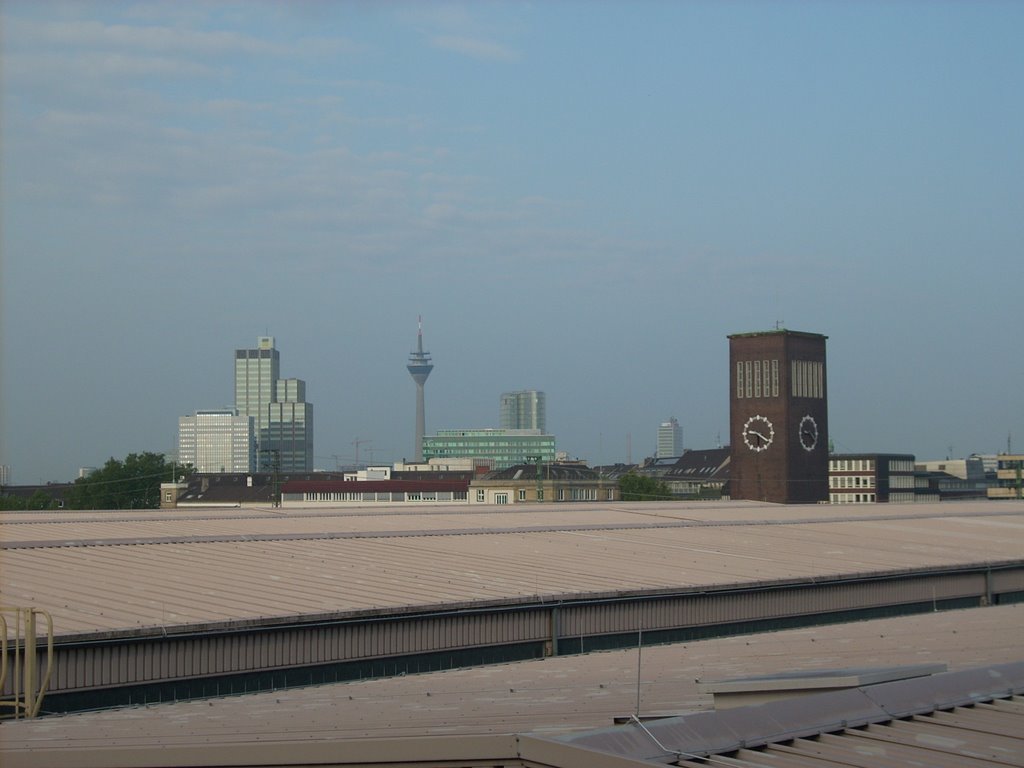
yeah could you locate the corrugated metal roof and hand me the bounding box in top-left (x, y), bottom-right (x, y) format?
top-left (0, 605), bottom-right (1020, 765)
top-left (1, 501), bottom-right (1022, 637)
top-left (561, 663), bottom-right (1024, 757)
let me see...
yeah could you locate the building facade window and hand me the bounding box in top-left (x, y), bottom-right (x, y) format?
top-left (737, 359), bottom-right (780, 399)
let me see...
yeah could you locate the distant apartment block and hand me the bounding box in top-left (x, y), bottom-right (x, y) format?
top-left (656, 417), bottom-right (682, 458)
top-left (423, 429), bottom-right (555, 470)
top-left (469, 463), bottom-right (618, 504)
top-left (500, 390), bottom-right (546, 432)
top-left (178, 410), bottom-right (255, 474)
top-left (828, 454), bottom-right (916, 504)
top-left (988, 454), bottom-right (1023, 499)
top-left (0, 464), bottom-right (10, 486)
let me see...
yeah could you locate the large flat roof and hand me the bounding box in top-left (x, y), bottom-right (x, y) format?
top-left (1, 500), bottom-right (1022, 639)
top-left (1, 604), bottom-right (1019, 757)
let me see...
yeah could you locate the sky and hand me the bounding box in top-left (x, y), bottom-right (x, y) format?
top-left (2, 1), bottom-right (1022, 483)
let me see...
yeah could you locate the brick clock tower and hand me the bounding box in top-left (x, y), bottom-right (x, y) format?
top-left (729, 330), bottom-right (829, 504)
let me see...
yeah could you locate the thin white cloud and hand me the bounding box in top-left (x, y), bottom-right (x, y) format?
top-left (3, 50), bottom-right (215, 82)
top-left (430, 35), bottom-right (518, 62)
top-left (11, 17), bottom-right (287, 57)
top-left (396, 3), bottom-right (521, 62)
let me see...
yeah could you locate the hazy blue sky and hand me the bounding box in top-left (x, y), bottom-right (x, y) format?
top-left (2, 1), bottom-right (1022, 483)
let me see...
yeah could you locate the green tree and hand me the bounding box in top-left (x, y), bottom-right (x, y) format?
top-left (66, 452), bottom-right (186, 510)
top-left (0, 490), bottom-right (61, 511)
top-left (618, 472), bottom-right (673, 501)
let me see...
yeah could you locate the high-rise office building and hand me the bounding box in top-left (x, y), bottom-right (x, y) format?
top-left (269, 379), bottom-right (313, 473)
top-left (234, 337), bottom-right (313, 472)
top-left (500, 390), bottom-right (546, 432)
top-left (178, 410), bottom-right (255, 474)
top-left (657, 417), bottom-right (682, 458)
top-left (235, 336), bottom-right (279, 459)
top-left (406, 318), bottom-right (433, 462)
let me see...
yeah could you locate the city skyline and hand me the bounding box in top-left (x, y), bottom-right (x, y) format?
top-left (2, 2), bottom-right (1022, 482)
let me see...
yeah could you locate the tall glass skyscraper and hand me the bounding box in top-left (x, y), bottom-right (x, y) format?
top-left (269, 379), bottom-right (313, 472)
top-left (234, 337), bottom-right (313, 472)
top-left (235, 337), bottom-right (279, 456)
top-left (500, 390), bottom-right (546, 432)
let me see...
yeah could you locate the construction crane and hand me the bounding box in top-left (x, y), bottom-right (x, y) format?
top-left (352, 437), bottom-right (372, 468)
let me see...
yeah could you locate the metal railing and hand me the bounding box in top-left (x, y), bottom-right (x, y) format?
top-left (0, 606), bottom-right (54, 719)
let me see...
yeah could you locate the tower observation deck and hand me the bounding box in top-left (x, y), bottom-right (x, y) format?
top-left (407, 317), bottom-right (433, 462)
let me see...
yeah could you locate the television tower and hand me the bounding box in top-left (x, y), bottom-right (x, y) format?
top-left (406, 316), bottom-right (433, 462)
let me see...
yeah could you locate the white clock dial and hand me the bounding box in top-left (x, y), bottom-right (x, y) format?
top-left (799, 414), bottom-right (819, 452)
top-left (742, 415), bottom-right (775, 452)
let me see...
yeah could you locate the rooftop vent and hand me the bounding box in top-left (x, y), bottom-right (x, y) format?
top-left (697, 663), bottom-right (948, 709)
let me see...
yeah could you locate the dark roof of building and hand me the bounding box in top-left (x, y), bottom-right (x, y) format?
top-left (728, 328), bottom-right (828, 340)
top-left (644, 456), bottom-right (680, 468)
top-left (831, 452), bottom-right (916, 460)
top-left (593, 463), bottom-right (639, 480)
top-left (281, 479), bottom-right (469, 493)
top-left (482, 463), bottom-right (601, 481)
top-left (391, 470), bottom-right (480, 481)
top-left (176, 472), bottom-right (350, 504)
top-left (664, 447), bottom-right (731, 480)
top-left (176, 479), bottom-right (272, 504)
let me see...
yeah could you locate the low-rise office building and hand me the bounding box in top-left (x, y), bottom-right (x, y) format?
top-left (989, 454), bottom-right (1024, 499)
top-left (423, 428), bottom-right (555, 470)
top-left (916, 456), bottom-right (991, 500)
top-left (828, 453), bottom-right (917, 504)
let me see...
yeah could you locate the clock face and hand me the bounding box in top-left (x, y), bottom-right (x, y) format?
top-left (742, 415), bottom-right (775, 452)
top-left (799, 414), bottom-right (819, 451)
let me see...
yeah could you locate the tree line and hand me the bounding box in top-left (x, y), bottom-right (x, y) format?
top-left (3, 453), bottom-right (679, 510)
top-left (1, 452), bottom-right (187, 511)
top-left (617, 472), bottom-right (673, 501)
